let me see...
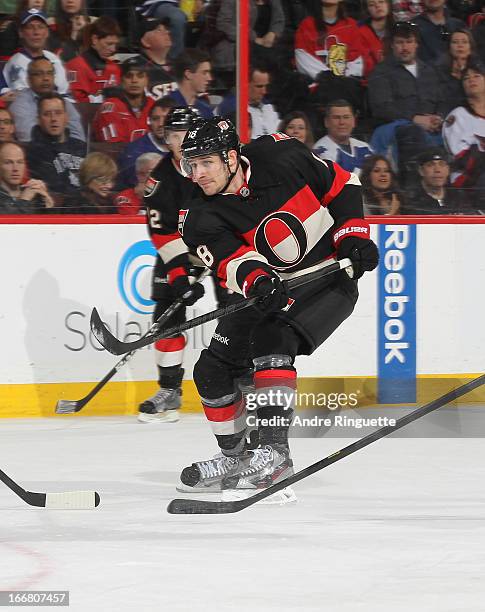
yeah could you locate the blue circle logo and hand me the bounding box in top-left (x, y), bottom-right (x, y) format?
top-left (118, 241), bottom-right (157, 314)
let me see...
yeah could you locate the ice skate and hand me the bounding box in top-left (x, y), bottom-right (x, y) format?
top-left (176, 452), bottom-right (249, 493)
top-left (137, 388), bottom-right (181, 423)
top-left (221, 444), bottom-right (297, 505)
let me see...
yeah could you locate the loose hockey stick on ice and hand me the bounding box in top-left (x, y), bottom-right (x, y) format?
top-left (167, 372), bottom-right (485, 514)
top-left (90, 259), bottom-right (353, 356)
top-left (0, 468), bottom-right (100, 509)
top-left (55, 269), bottom-right (211, 414)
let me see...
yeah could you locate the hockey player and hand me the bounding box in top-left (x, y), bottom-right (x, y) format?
top-left (138, 106), bottom-right (206, 423)
top-left (176, 117), bottom-right (379, 498)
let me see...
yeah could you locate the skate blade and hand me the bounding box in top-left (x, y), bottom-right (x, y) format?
top-left (221, 486), bottom-right (297, 505)
top-left (137, 411), bottom-right (180, 423)
top-left (55, 400), bottom-right (80, 414)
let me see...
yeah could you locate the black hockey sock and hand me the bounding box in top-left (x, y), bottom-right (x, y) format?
top-left (158, 365), bottom-right (184, 389)
top-left (257, 405), bottom-right (293, 447)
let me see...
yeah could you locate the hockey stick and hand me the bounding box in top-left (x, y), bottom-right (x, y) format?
top-left (0, 468), bottom-right (100, 509)
top-left (55, 268), bottom-right (211, 414)
top-left (90, 258), bottom-right (353, 356)
top-left (167, 372), bottom-right (485, 514)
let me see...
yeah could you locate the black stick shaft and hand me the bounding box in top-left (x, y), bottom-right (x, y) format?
top-left (94, 259), bottom-right (351, 355)
top-left (167, 371), bottom-right (485, 513)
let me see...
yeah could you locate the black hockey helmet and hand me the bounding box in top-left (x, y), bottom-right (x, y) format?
top-left (164, 106), bottom-right (201, 132)
top-left (181, 116), bottom-right (240, 163)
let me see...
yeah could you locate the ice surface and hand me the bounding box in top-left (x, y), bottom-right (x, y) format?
top-left (1, 413), bottom-right (485, 612)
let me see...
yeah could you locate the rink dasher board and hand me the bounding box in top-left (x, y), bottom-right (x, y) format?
top-left (0, 215), bottom-right (484, 416)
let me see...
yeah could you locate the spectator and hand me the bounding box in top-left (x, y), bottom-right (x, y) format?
top-left (442, 60), bottom-right (485, 189)
top-left (0, 108), bottom-right (16, 142)
top-left (10, 56), bottom-right (85, 141)
top-left (391, 0), bottom-right (424, 22)
top-left (278, 110), bottom-right (314, 148)
top-left (0, 8), bottom-right (69, 94)
top-left (294, 0), bottom-right (369, 80)
top-left (65, 16), bottom-right (121, 103)
top-left (404, 147), bottom-right (464, 212)
top-left (0, 0), bottom-right (56, 59)
top-left (136, 0), bottom-right (187, 60)
top-left (313, 100), bottom-right (373, 176)
top-left (118, 96), bottom-right (173, 187)
top-left (137, 18), bottom-right (177, 100)
top-left (0, 141), bottom-right (54, 212)
top-left (368, 21), bottom-right (445, 172)
top-left (415, 0), bottom-right (466, 63)
top-left (26, 92), bottom-right (86, 198)
top-left (93, 56), bottom-right (155, 143)
top-left (360, 154), bottom-right (404, 214)
top-left (54, 0), bottom-right (94, 62)
top-left (115, 152), bottom-right (162, 214)
top-left (66, 151), bottom-right (118, 213)
top-left (248, 64), bottom-right (280, 138)
top-left (359, 0), bottom-right (395, 75)
top-left (169, 49), bottom-right (213, 119)
top-left (435, 28), bottom-right (475, 115)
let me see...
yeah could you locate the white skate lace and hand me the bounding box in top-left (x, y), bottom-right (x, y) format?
top-left (240, 446), bottom-right (274, 477)
top-left (198, 454), bottom-right (238, 480)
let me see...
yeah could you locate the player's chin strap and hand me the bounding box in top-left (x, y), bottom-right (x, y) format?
top-left (219, 152), bottom-right (240, 195)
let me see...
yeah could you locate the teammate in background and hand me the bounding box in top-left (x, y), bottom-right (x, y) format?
top-left (177, 118), bottom-right (379, 498)
top-left (138, 106), bottom-right (206, 423)
top-left (93, 57), bottom-right (155, 143)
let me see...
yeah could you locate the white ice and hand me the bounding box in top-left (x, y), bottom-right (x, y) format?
top-left (1, 413), bottom-right (485, 612)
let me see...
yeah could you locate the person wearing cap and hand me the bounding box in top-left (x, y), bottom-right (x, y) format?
top-left (368, 21), bottom-right (446, 177)
top-left (403, 147), bottom-right (464, 213)
top-left (0, 8), bottom-right (69, 95)
top-left (138, 17), bottom-right (178, 100)
top-left (136, 0), bottom-right (187, 60)
top-left (65, 16), bottom-right (122, 103)
top-left (118, 96), bottom-right (173, 188)
top-left (442, 60), bottom-right (485, 192)
top-left (93, 56), bottom-right (156, 143)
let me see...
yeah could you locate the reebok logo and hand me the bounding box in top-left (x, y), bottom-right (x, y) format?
top-left (213, 332), bottom-right (229, 345)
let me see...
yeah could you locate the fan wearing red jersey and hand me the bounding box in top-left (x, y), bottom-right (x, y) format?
top-left (175, 117), bottom-right (379, 499)
top-left (65, 16), bottom-right (122, 103)
top-left (92, 56), bottom-right (155, 143)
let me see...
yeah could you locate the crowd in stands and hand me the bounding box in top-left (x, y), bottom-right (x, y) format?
top-left (0, 0), bottom-right (483, 215)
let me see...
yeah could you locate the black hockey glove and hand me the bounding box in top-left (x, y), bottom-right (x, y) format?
top-left (247, 273), bottom-right (290, 314)
top-left (337, 236), bottom-right (379, 280)
top-left (170, 275), bottom-right (205, 306)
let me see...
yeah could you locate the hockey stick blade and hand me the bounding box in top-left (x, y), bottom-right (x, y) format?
top-left (93, 259), bottom-right (353, 356)
top-left (55, 399), bottom-right (85, 414)
top-left (0, 469), bottom-right (100, 509)
top-left (167, 371), bottom-right (485, 514)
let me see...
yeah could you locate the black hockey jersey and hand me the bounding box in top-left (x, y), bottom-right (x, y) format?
top-left (179, 133), bottom-right (369, 295)
top-left (144, 152), bottom-right (201, 283)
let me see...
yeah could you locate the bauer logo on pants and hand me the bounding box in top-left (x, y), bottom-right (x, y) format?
top-left (118, 240), bottom-right (157, 315)
top-left (377, 224), bottom-right (416, 403)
